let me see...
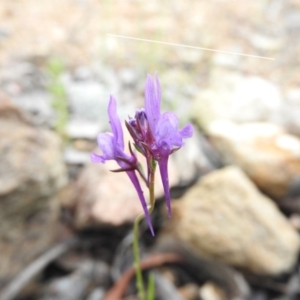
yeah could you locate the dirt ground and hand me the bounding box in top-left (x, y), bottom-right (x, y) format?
top-left (0, 0), bottom-right (299, 88)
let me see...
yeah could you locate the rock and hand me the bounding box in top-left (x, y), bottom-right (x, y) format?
top-left (212, 53), bottom-right (241, 69)
top-left (0, 201), bottom-right (58, 291)
top-left (172, 128), bottom-right (221, 185)
top-left (86, 288), bottom-right (105, 300)
top-left (153, 271), bottom-right (185, 300)
top-left (199, 282), bottom-right (228, 300)
top-left (163, 166), bottom-right (300, 275)
top-left (63, 76), bottom-right (109, 123)
top-left (281, 88), bottom-right (300, 136)
top-left (10, 91), bottom-right (55, 126)
top-left (193, 71), bottom-right (282, 130)
top-left (1, 61), bottom-right (45, 93)
top-left (43, 269), bottom-right (88, 300)
top-left (118, 67), bottom-right (138, 87)
top-left (0, 93), bottom-right (30, 124)
top-left (72, 66), bottom-right (93, 81)
top-left (285, 11), bottom-right (300, 33)
top-left (177, 283), bottom-right (199, 300)
top-left (0, 113), bottom-right (67, 212)
top-left (207, 121), bottom-right (300, 199)
top-left (0, 99), bottom-right (67, 287)
top-left (43, 260), bottom-right (108, 300)
top-left (248, 34), bottom-right (282, 51)
top-left (66, 119), bottom-right (103, 140)
top-left (74, 156), bottom-right (179, 229)
top-left (64, 147), bottom-right (91, 165)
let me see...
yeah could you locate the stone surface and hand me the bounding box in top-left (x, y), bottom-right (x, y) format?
top-left (0, 201), bottom-right (58, 290)
top-left (73, 156), bottom-right (179, 229)
top-left (66, 120), bottom-right (102, 140)
top-left (280, 88), bottom-right (300, 137)
top-left (207, 121), bottom-right (300, 199)
top-left (10, 91), bottom-right (55, 126)
top-left (0, 112), bottom-right (67, 215)
top-left (163, 166), bottom-right (300, 275)
top-left (42, 261), bottom-right (103, 300)
top-left (64, 147), bottom-right (91, 165)
top-left (0, 99), bottom-right (67, 287)
top-left (193, 71), bottom-right (282, 130)
top-left (199, 282), bottom-right (228, 300)
top-left (62, 75), bottom-right (109, 123)
top-left (172, 128), bottom-right (221, 185)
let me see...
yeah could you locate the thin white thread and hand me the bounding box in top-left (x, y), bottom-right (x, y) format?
top-left (106, 34), bottom-right (275, 60)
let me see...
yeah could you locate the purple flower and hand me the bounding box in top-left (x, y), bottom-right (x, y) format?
top-left (127, 74), bottom-right (194, 217)
top-left (91, 96), bottom-right (154, 236)
top-left (145, 74), bottom-right (193, 217)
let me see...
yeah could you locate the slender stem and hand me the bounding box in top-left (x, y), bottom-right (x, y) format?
top-left (148, 167), bottom-right (155, 213)
top-left (133, 214), bottom-right (146, 300)
top-left (133, 163), bottom-right (156, 300)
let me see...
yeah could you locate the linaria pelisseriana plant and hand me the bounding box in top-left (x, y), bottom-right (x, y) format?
top-left (91, 73), bottom-right (193, 299)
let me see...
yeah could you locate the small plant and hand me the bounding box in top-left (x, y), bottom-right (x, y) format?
top-left (46, 58), bottom-right (69, 139)
top-left (91, 73), bottom-right (193, 299)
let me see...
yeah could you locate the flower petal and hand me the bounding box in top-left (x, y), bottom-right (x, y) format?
top-left (154, 72), bottom-right (161, 105)
top-left (158, 157), bottom-right (172, 218)
top-left (90, 152), bottom-right (105, 163)
top-left (145, 74), bottom-right (161, 134)
top-left (126, 170), bottom-right (155, 236)
top-left (108, 95), bottom-right (124, 149)
top-left (97, 132), bottom-right (115, 160)
top-left (156, 112), bottom-right (183, 148)
top-left (179, 123), bottom-right (194, 139)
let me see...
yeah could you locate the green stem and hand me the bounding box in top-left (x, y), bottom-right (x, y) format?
top-left (133, 214), bottom-right (146, 300)
top-left (133, 164), bottom-right (156, 300)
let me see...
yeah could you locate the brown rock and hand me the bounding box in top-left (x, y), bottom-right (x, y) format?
top-left (163, 166), bottom-right (300, 275)
top-left (178, 283), bottom-right (199, 300)
top-left (0, 98), bottom-right (67, 288)
top-left (0, 92), bottom-right (30, 124)
top-left (207, 121), bottom-right (300, 199)
top-left (74, 157), bottom-right (179, 229)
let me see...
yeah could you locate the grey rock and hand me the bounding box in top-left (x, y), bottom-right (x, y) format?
top-left (285, 11), bottom-right (300, 33)
top-left (281, 88), bottom-right (300, 136)
top-left (172, 128), bottom-right (218, 185)
top-left (72, 66), bottom-right (93, 81)
top-left (10, 91), bottom-right (55, 126)
top-left (86, 288), bottom-right (105, 300)
top-left (44, 273), bottom-right (88, 300)
top-left (66, 120), bottom-right (102, 139)
top-left (93, 64), bottom-right (120, 94)
top-left (1, 61), bottom-right (45, 92)
top-left (212, 53), bottom-right (241, 68)
top-left (118, 67), bottom-right (138, 87)
top-left (43, 260), bottom-right (108, 300)
top-left (248, 34), bottom-right (282, 51)
top-left (153, 271), bottom-right (184, 300)
top-left (63, 76), bottom-right (109, 122)
top-left (193, 71), bottom-right (282, 129)
top-left (64, 147), bottom-right (91, 165)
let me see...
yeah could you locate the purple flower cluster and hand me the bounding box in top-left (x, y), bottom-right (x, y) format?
top-left (91, 73), bottom-right (193, 235)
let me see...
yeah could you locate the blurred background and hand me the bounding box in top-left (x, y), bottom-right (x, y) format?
top-left (1, 0), bottom-right (300, 299)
